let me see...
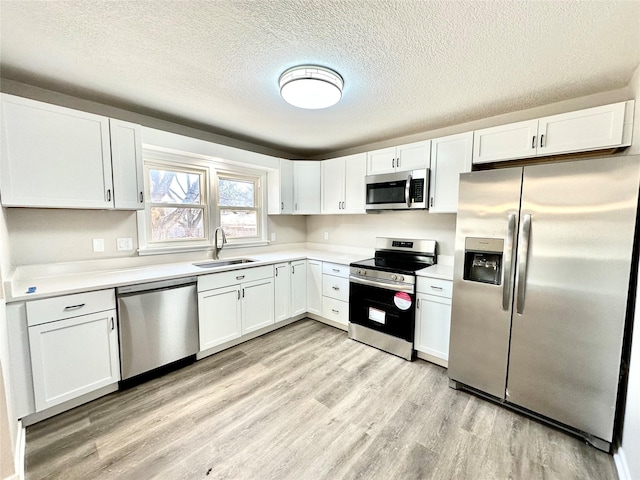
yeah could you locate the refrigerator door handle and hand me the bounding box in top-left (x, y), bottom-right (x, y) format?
top-left (516, 213), bottom-right (532, 314)
top-left (503, 213), bottom-right (517, 311)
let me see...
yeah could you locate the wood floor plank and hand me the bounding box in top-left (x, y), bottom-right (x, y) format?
top-left (25, 319), bottom-right (618, 480)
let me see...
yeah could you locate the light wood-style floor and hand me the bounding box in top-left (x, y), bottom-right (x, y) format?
top-left (26, 319), bottom-right (617, 479)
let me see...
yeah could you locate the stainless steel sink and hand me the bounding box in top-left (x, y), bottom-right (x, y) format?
top-left (192, 259), bottom-right (255, 268)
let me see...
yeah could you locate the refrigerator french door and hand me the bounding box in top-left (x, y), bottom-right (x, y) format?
top-left (448, 155), bottom-right (640, 450)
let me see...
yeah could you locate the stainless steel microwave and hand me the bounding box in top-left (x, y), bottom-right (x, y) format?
top-left (365, 169), bottom-right (429, 211)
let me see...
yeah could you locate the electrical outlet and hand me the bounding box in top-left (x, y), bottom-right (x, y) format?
top-left (324, 231), bottom-right (329, 240)
top-left (271, 232), bottom-right (276, 241)
top-left (92, 238), bottom-right (104, 253)
top-left (117, 237), bottom-right (133, 251)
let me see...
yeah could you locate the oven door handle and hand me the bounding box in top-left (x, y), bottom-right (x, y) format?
top-left (350, 275), bottom-right (414, 294)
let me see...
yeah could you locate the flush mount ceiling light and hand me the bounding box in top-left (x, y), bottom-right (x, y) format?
top-left (279, 65), bottom-right (343, 109)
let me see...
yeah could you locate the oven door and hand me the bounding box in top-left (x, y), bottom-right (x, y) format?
top-left (348, 275), bottom-right (416, 342)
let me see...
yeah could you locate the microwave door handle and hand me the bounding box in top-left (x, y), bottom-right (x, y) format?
top-left (405, 174), bottom-right (412, 208)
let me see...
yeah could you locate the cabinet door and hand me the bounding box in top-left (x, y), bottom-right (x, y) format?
top-left (268, 159), bottom-right (294, 215)
top-left (291, 260), bottom-right (307, 316)
top-left (274, 263), bottom-right (291, 322)
top-left (537, 102), bottom-right (627, 156)
top-left (367, 147), bottom-right (396, 175)
top-left (293, 161), bottom-right (321, 214)
top-left (321, 157), bottom-right (345, 214)
top-left (110, 119), bottom-right (144, 210)
top-left (306, 260), bottom-right (323, 315)
top-left (198, 285), bottom-right (241, 351)
top-left (322, 297), bottom-right (349, 327)
top-left (343, 153), bottom-right (367, 214)
top-left (473, 119), bottom-right (539, 164)
top-left (1, 94), bottom-right (114, 209)
top-left (415, 294), bottom-right (452, 362)
top-left (429, 132), bottom-right (473, 213)
top-left (242, 278), bottom-right (275, 334)
top-left (396, 140), bottom-right (430, 171)
top-left (29, 310), bottom-right (120, 411)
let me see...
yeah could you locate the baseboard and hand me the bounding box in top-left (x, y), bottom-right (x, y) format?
top-left (307, 313), bottom-right (347, 332)
top-left (614, 446), bottom-right (632, 480)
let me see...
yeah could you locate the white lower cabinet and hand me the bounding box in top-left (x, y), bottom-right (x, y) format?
top-left (198, 285), bottom-right (242, 350)
top-left (26, 290), bottom-right (120, 412)
top-left (290, 260), bottom-right (307, 316)
top-left (320, 262), bottom-right (350, 329)
top-left (274, 263), bottom-right (292, 322)
top-left (307, 260), bottom-right (323, 315)
top-left (415, 277), bottom-right (453, 366)
top-left (198, 265), bottom-right (274, 351)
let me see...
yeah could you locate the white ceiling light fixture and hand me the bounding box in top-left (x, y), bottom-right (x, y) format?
top-left (279, 65), bottom-right (343, 109)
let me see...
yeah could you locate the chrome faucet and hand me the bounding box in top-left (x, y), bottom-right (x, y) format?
top-left (213, 227), bottom-right (227, 260)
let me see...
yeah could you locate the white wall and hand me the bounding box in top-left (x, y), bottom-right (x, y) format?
top-left (307, 212), bottom-right (456, 257)
top-left (618, 63), bottom-right (640, 480)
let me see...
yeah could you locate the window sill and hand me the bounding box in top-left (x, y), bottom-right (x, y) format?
top-left (138, 244), bottom-right (212, 256)
top-left (223, 240), bottom-right (270, 249)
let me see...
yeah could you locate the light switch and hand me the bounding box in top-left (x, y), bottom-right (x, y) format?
top-left (92, 238), bottom-right (105, 253)
top-left (271, 232), bottom-right (276, 241)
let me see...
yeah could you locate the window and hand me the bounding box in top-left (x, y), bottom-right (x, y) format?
top-left (217, 172), bottom-right (261, 241)
top-left (145, 161), bottom-right (209, 246)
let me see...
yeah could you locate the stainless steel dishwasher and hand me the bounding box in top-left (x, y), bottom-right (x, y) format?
top-left (116, 277), bottom-right (198, 380)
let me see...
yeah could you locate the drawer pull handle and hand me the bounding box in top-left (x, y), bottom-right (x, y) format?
top-left (332, 268), bottom-right (340, 272)
top-left (236, 275), bottom-right (245, 280)
top-left (110, 317), bottom-right (115, 330)
top-left (430, 286), bottom-right (443, 291)
top-left (332, 309), bottom-right (339, 314)
top-left (64, 303), bottom-right (86, 311)
top-left (332, 286), bottom-right (340, 290)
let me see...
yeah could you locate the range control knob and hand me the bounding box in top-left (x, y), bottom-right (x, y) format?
top-left (398, 275), bottom-right (405, 282)
top-left (391, 274), bottom-right (398, 281)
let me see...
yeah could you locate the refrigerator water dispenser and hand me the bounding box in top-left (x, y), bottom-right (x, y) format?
top-left (463, 237), bottom-right (504, 285)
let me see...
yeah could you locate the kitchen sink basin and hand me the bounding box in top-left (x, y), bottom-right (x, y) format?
top-left (193, 259), bottom-right (255, 268)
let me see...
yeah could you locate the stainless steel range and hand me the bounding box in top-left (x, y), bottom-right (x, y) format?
top-left (349, 237), bottom-right (437, 360)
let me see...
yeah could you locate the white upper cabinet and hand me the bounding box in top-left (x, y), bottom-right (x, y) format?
top-left (110, 119), bottom-right (144, 210)
top-left (268, 159), bottom-right (294, 214)
top-left (367, 140), bottom-right (431, 175)
top-left (473, 101), bottom-right (634, 165)
top-left (1, 94), bottom-right (114, 209)
top-left (0, 94), bottom-right (144, 210)
top-left (429, 132), bottom-right (473, 213)
top-left (293, 161), bottom-right (321, 214)
top-left (321, 153), bottom-right (366, 214)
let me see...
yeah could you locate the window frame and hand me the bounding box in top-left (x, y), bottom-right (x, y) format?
top-left (137, 148), bottom-right (269, 255)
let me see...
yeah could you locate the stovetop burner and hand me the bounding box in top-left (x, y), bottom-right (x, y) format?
top-left (351, 237), bottom-right (437, 276)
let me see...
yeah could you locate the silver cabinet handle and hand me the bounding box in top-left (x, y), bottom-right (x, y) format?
top-left (397, 158), bottom-right (400, 168)
top-left (292, 265), bottom-right (295, 274)
top-left (417, 298), bottom-right (420, 309)
top-left (237, 290), bottom-right (240, 300)
top-left (242, 288), bottom-right (245, 298)
top-left (332, 268), bottom-right (340, 273)
top-left (64, 303), bottom-right (85, 311)
top-left (110, 317), bottom-right (115, 330)
top-left (430, 197), bottom-right (434, 208)
top-left (405, 174), bottom-right (412, 208)
top-left (430, 286), bottom-right (443, 291)
top-left (139, 192), bottom-right (144, 203)
top-left (503, 213), bottom-right (517, 311)
top-left (516, 213), bottom-right (532, 314)
top-left (106, 189), bottom-right (111, 202)
top-left (281, 202), bottom-right (284, 211)
top-left (331, 308), bottom-right (339, 314)
top-left (236, 275), bottom-right (245, 280)
top-left (540, 134), bottom-right (545, 148)
top-left (531, 135), bottom-right (536, 149)
top-left (392, 158), bottom-right (395, 168)
top-left (332, 285), bottom-right (340, 290)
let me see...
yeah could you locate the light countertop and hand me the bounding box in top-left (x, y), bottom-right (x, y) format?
top-left (7, 249), bottom-right (371, 303)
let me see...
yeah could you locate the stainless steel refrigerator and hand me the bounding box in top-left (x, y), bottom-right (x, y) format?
top-left (448, 154), bottom-right (640, 451)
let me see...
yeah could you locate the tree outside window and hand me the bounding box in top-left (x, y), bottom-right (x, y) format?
top-left (146, 164), bottom-right (207, 243)
top-left (218, 174), bottom-right (260, 239)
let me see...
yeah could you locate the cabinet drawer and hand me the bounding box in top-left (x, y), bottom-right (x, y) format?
top-left (322, 275), bottom-right (349, 302)
top-left (322, 297), bottom-right (349, 326)
top-left (322, 262), bottom-right (350, 278)
top-left (198, 265), bottom-right (274, 292)
top-left (416, 277), bottom-right (452, 298)
top-left (27, 289), bottom-right (116, 326)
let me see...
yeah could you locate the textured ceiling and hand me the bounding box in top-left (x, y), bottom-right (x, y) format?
top-left (1, 0), bottom-right (639, 158)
